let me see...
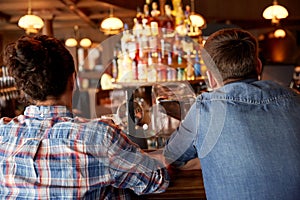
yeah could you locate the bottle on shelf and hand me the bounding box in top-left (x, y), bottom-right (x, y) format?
top-left (194, 50), bottom-right (201, 78)
top-left (167, 51), bottom-right (172, 66)
top-left (117, 49), bottom-right (133, 82)
top-left (200, 54), bottom-right (207, 78)
top-left (176, 50), bottom-right (186, 81)
top-left (112, 48), bottom-right (119, 80)
top-left (137, 47), bottom-right (148, 81)
top-left (185, 51), bottom-right (195, 80)
top-left (121, 24), bottom-right (130, 52)
top-left (132, 43), bottom-right (140, 80)
top-left (157, 52), bottom-right (167, 82)
top-left (147, 51), bottom-right (157, 82)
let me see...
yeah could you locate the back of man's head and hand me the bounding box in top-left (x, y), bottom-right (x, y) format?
top-left (4, 35), bottom-right (75, 102)
top-left (203, 28), bottom-right (259, 83)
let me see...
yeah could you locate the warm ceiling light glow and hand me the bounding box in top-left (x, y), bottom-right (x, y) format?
top-left (79, 38), bottom-right (92, 48)
top-left (189, 14), bottom-right (206, 28)
top-left (274, 29), bottom-right (286, 38)
top-left (263, 0), bottom-right (288, 24)
top-left (18, 0), bottom-right (44, 34)
top-left (100, 8), bottom-right (124, 35)
top-left (65, 38), bottom-right (78, 47)
top-left (65, 26), bottom-right (93, 48)
top-left (189, 0), bottom-right (206, 31)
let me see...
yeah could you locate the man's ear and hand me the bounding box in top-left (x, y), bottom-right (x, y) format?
top-left (256, 58), bottom-right (262, 80)
top-left (69, 72), bottom-right (77, 92)
top-left (206, 70), bottom-right (218, 89)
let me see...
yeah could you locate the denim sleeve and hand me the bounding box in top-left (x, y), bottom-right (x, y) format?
top-left (163, 103), bottom-right (198, 168)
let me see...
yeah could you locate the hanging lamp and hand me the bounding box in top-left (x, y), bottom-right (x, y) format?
top-left (262, 0), bottom-right (288, 24)
top-left (100, 8), bottom-right (124, 35)
top-left (189, 0), bottom-right (206, 28)
top-left (18, 0), bottom-right (44, 34)
top-left (65, 25), bottom-right (92, 48)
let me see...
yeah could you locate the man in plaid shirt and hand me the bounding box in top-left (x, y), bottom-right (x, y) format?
top-left (0, 35), bottom-right (169, 199)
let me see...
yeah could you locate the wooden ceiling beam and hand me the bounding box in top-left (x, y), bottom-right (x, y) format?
top-left (0, 11), bottom-right (10, 23)
top-left (97, 0), bottom-right (143, 11)
top-left (59, 0), bottom-right (98, 29)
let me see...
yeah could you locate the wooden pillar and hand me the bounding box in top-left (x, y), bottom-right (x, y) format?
top-left (42, 19), bottom-right (54, 36)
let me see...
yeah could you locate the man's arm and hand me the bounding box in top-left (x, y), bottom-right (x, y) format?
top-left (104, 124), bottom-right (170, 195)
top-left (163, 103), bottom-right (200, 169)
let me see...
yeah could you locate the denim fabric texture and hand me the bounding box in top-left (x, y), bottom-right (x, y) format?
top-left (164, 79), bottom-right (300, 200)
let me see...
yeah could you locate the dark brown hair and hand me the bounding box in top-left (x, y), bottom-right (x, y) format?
top-left (4, 35), bottom-right (75, 101)
top-left (203, 28), bottom-right (259, 82)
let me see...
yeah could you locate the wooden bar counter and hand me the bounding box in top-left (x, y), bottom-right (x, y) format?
top-left (131, 168), bottom-right (206, 200)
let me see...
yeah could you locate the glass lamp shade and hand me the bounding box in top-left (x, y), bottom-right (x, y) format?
top-left (262, 4), bottom-right (288, 20)
top-left (274, 29), bottom-right (286, 38)
top-left (189, 14), bottom-right (206, 28)
top-left (18, 14), bottom-right (44, 31)
top-left (79, 38), bottom-right (92, 48)
top-left (65, 38), bottom-right (78, 47)
top-left (100, 16), bottom-right (124, 35)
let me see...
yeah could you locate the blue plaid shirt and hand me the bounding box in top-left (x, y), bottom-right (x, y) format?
top-left (0, 105), bottom-right (169, 199)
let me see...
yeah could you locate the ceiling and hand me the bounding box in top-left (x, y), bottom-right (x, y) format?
top-left (0, 0), bottom-right (300, 43)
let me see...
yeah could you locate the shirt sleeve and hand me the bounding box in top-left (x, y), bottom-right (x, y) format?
top-left (163, 102), bottom-right (198, 167)
top-left (104, 124), bottom-right (170, 195)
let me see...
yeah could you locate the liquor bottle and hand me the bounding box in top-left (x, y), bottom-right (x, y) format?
top-left (118, 50), bottom-right (133, 82)
top-left (177, 50), bottom-right (183, 67)
top-left (194, 50), bottom-right (201, 78)
top-left (147, 52), bottom-right (157, 82)
top-left (177, 50), bottom-right (185, 81)
top-left (137, 49), bottom-right (148, 81)
top-left (185, 51), bottom-right (195, 80)
top-left (172, 33), bottom-right (182, 62)
top-left (121, 24), bottom-right (131, 53)
top-left (112, 48), bottom-right (119, 81)
top-left (167, 51), bottom-right (172, 66)
top-left (132, 43), bottom-right (140, 80)
top-left (160, 38), bottom-right (165, 59)
top-left (157, 52), bottom-right (167, 81)
top-left (200, 55), bottom-right (207, 78)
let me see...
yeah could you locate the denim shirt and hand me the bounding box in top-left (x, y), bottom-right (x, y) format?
top-left (164, 79), bottom-right (300, 200)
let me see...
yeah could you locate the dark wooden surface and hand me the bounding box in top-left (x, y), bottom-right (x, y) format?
top-left (131, 169), bottom-right (206, 200)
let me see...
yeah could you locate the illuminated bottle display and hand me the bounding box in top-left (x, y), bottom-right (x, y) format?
top-left (113, 5), bottom-right (207, 84)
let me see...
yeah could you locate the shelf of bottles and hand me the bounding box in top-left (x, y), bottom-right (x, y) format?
top-left (111, 5), bottom-right (208, 87)
top-left (0, 66), bottom-right (19, 107)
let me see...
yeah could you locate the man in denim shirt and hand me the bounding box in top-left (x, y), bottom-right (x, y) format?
top-left (164, 29), bottom-right (300, 199)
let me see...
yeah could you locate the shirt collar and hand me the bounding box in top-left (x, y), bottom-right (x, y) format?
top-left (24, 105), bottom-right (73, 118)
top-left (224, 78), bottom-right (258, 85)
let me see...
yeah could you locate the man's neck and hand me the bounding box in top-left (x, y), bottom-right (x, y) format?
top-left (35, 94), bottom-right (72, 111)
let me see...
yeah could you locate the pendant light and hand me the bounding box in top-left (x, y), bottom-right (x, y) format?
top-left (65, 25), bottom-right (92, 48)
top-left (274, 28), bottom-right (286, 38)
top-left (262, 0), bottom-right (289, 24)
top-left (189, 0), bottom-right (206, 28)
top-left (100, 8), bottom-right (124, 35)
top-left (18, 0), bottom-right (44, 34)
